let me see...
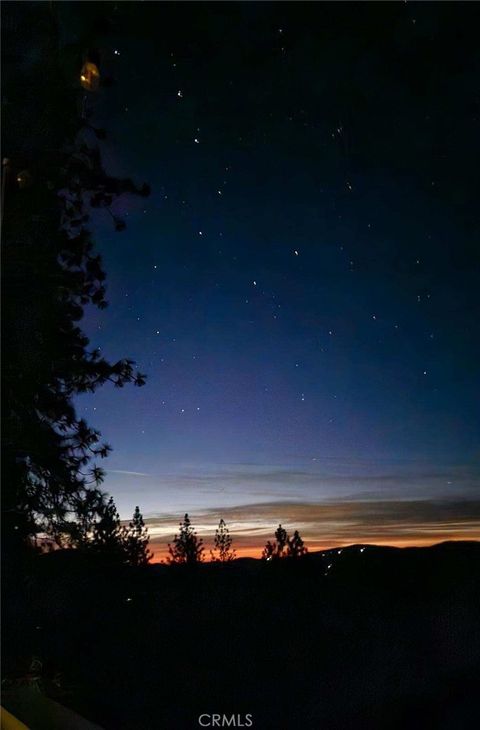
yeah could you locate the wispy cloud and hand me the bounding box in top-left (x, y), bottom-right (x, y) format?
top-left (142, 496), bottom-right (480, 561)
top-left (109, 459), bottom-right (480, 511)
top-left (108, 458), bottom-right (480, 559)
top-left (108, 469), bottom-right (152, 477)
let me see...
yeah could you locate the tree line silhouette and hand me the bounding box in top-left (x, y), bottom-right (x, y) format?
top-left (22, 488), bottom-right (309, 568)
top-left (167, 514), bottom-right (308, 564)
top-left (59, 506), bottom-right (309, 566)
top-left (2, 2), bottom-right (308, 577)
top-left (2, 3), bottom-right (148, 578)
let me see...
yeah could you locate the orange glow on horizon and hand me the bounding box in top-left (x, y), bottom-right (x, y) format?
top-left (136, 498), bottom-right (480, 563)
top-left (149, 533), bottom-right (479, 563)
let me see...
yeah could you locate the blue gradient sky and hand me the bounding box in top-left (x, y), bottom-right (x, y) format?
top-left (66, 3), bottom-right (479, 556)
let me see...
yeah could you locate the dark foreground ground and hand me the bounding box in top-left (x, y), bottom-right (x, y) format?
top-left (3, 541), bottom-right (480, 729)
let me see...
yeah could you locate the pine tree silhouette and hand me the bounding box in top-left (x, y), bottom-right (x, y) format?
top-left (274, 524), bottom-right (288, 558)
top-left (91, 497), bottom-right (128, 562)
top-left (210, 518), bottom-right (236, 562)
top-left (64, 488), bottom-right (106, 549)
top-left (168, 514), bottom-right (204, 565)
top-left (261, 540), bottom-right (277, 561)
top-left (262, 524), bottom-right (297, 560)
top-left (125, 506), bottom-right (152, 566)
top-left (2, 3), bottom-right (149, 564)
top-left (286, 530), bottom-right (308, 558)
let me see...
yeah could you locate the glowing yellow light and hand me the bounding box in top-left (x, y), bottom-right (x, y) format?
top-left (80, 61), bottom-right (100, 91)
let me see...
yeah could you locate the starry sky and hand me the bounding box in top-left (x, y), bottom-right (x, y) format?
top-left (65, 2), bottom-right (480, 558)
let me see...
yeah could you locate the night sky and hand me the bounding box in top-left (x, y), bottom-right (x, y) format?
top-left (65, 3), bottom-right (479, 558)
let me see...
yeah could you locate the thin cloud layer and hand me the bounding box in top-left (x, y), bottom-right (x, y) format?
top-left (142, 496), bottom-right (480, 560)
top-left (110, 458), bottom-right (480, 517)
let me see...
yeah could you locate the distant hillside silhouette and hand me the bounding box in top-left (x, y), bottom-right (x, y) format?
top-left (2, 541), bottom-right (480, 729)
